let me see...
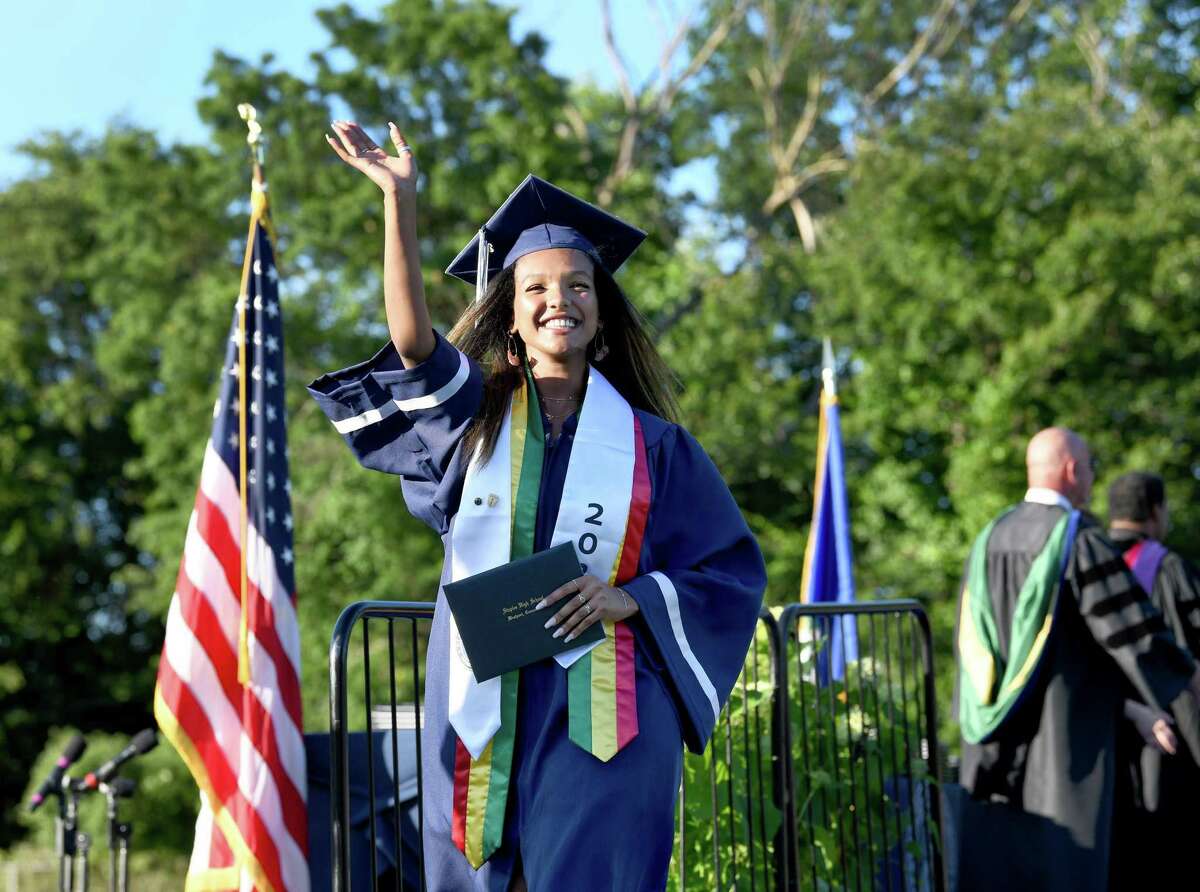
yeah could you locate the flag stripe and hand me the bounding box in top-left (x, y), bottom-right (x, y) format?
top-left (174, 564), bottom-right (308, 847)
top-left (161, 602), bottom-right (307, 888)
top-left (194, 481), bottom-right (303, 728)
top-left (201, 442), bottom-right (302, 660)
top-left (157, 657), bottom-right (285, 892)
top-left (156, 692), bottom-right (276, 892)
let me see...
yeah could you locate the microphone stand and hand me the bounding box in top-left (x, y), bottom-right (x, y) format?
top-left (58, 776), bottom-right (92, 892)
top-left (56, 777), bottom-right (75, 892)
top-left (104, 783), bottom-right (132, 892)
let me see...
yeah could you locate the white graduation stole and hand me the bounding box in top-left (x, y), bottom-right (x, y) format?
top-left (447, 366), bottom-right (636, 758)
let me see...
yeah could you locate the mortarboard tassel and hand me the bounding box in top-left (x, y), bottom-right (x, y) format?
top-left (474, 228), bottom-right (492, 304)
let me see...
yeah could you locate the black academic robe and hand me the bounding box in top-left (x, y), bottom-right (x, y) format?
top-left (1108, 530), bottom-right (1200, 890)
top-left (954, 503), bottom-right (1195, 892)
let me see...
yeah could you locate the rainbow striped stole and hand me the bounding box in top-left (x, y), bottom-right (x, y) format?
top-left (566, 414), bottom-right (649, 759)
top-left (452, 371), bottom-right (540, 867)
top-left (451, 369), bottom-right (650, 867)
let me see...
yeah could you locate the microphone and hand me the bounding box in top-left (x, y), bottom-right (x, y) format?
top-left (102, 777), bottom-right (137, 799)
top-left (28, 734), bottom-right (87, 812)
top-left (81, 729), bottom-right (158, 790)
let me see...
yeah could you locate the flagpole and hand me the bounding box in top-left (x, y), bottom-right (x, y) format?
top-left (234, 103), bottom-right (266, 686)
top-left (821, 337), bottom-right (837, 397)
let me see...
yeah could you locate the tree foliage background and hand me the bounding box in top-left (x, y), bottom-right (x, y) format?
top-left (3, 0), bottom-right (1199, 854)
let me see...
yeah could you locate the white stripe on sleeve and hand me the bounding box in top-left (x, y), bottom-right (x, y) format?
top-left (332, 349), bottom-right (471, 433)
top-left (648, 571), bottom-right (721, 721)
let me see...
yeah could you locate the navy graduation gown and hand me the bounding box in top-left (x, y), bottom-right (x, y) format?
top-left (309, 333), bottom-right (766, 891)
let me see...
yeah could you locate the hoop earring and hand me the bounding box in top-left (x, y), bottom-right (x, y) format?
top-left (507, 331), bottom-right (522, 367)
top-left (592, 328), bottom-right (609, 362)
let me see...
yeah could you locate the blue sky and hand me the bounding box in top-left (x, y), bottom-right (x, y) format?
top-left (0, 0), bottom-right (701, 185)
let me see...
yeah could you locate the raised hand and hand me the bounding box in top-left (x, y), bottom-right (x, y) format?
top-left (325, 120), bottom-right (417, 195)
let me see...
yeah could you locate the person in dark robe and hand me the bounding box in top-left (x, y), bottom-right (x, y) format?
top-left (308, 122), bottom-right (766, 892)
top-left (954, 427), bottom-right (1200, 892)
top-left (1106, 471), bottom-right (1200, 889)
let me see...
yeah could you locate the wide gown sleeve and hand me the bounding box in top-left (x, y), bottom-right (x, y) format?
top-left (1070, 525), bottom-right (1196, 710)
top-left (306, 331), bottom-right (483, 534)
top-left (620, 422), bottom-right (767, 754)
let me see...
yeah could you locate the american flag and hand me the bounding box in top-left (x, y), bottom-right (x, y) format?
top-left (154, 183), bottom-right (308, 892)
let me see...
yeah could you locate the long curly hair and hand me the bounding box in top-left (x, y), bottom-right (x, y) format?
top-left (447, 262), bottom-right (680, 463)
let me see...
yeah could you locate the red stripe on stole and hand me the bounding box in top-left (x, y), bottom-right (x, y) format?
top-left (452, 738), bottom-right (471, 853)
top-left (615, 622), bottom-right (639, 747)
top-left (195, 492), bottom-right (304, 730)
top-left (612, 414), bottom-right (650, 746)
top-left (615, 415), bottom-right (651, 583)
top-left (174, 565), bottom-right (309, 850)
top-left (156, 659), bottom-right (287, 892)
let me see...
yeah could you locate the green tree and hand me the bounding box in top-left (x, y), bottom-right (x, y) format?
top-left (0, 129), bottom-right (229, 845)
top-left (807, 12), bottom-right (1200, 732)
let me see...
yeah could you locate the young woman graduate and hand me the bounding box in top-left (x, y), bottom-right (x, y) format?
top-left (310, 121), bottom-right (767, 892)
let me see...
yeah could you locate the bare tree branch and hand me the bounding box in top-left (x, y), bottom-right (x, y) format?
top-left (863, 0), bottom-right (958, 109)
top-left (789, 196), bottom-right (818, 254)
top-left (600, 0), bottom-right (638, 114)
top-left (1008, 0), bottom-right (1034, 26)
top-left (763, 152), bottom-right (850, 214)
top-left (781, 71), bottom-right (824, 172)
top-left (1073, 13), bottom-right (1108, 111)
top-left (655, 0), bottom-right (752, 115)
top-left (649, 15), bottom-right (693, 99)
top-left (596, 0), bottom-right (751, 206)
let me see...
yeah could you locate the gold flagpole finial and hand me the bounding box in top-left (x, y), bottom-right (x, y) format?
top-left (237, 103), bottom-right (265, 165)
top-left (821, 337), bottom-right (837, 397)
top-left (237, 103), bottom-right (269, 220)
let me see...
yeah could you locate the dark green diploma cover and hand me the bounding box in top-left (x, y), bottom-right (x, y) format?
top-left (444, 542), bottom-right (605, 682)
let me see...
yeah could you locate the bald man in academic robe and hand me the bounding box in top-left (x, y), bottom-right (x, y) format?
top-left (954, 428), bottom-right (1200, 892)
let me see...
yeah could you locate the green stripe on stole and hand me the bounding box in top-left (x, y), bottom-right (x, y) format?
top-left (479, 370), bottom-right (544, 859)
top-left (568, 649), bottom-right (593, 749)
top-left (958, 508), bottom-right (1077, 744)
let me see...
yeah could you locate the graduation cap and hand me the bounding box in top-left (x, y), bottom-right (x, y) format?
top-left (445, 175), bottom-right (646, 302)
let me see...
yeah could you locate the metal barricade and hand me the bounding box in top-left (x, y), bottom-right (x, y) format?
top-left (673, 610), bottom-right (784, 891)
top-left (777, 601), bottom-right (944, 892)
top-left (328, 599), bottom-right (943, 892)
top-left (329, 601), bottom-right (434, 892)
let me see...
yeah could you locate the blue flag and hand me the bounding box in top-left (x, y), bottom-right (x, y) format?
top-left (799, 347), bottom-right (859, 683)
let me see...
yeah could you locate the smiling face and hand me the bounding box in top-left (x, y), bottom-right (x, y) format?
top-left (511, 248), bottom-right (600, 371)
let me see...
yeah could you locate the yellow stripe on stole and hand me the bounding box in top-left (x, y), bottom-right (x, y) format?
top-left (957, 587), bottom-right (997, 706)
top-left (510, 382), bottom-right (528, 529)
top-left (590, 624), bottom-right (619, 760)
top-left (464, 742), bottom-right (494, 868)
top-left (1001, 612), bottom-right (1054, 699)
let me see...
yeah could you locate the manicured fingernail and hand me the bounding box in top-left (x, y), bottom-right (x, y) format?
top-left (553, 628), bottom-right (565, 639)
top-left (564, 632), bottom-right (576, 642)
top-left (544, 616), bottom-right (557, 629)
top-left (534, 600), bottom-right (546, 611)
